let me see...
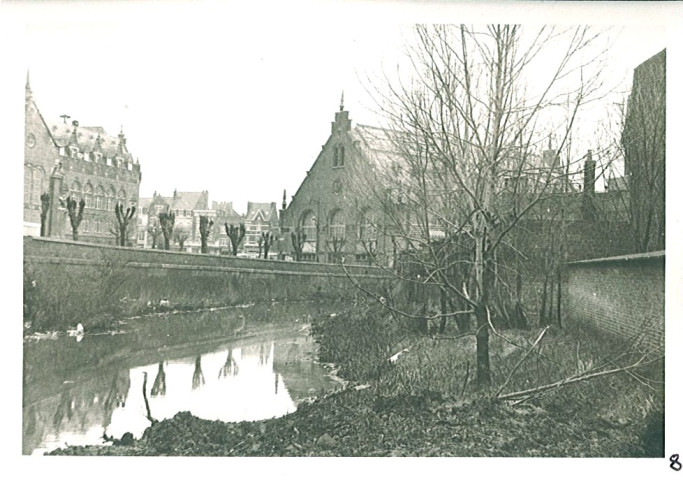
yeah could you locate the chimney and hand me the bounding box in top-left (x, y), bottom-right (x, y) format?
top-left (282, 189), bottom-right (287, 210)
top-left (583, 150), bottom-right (596, 195)
top-left (581, 150), bottom-right (596, 221)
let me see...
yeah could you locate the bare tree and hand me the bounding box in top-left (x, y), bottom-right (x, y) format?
top-left (61, 196), bottom-right (85, 241)
top-left (159, 212), bottom-right (175, 250)
top-left (225, 223), bottom-right (246, 256)
top-left (40, 193), bottom-right (50, 237)
top-left (147, 222), bottom-right (163, 249)
top-left (199, 216), bottom-right (213, 254)
top-left (173, 226), bottom-right (190, 251)
top-left (357, 25), bottom-right (610, 387)
top-left (291, 227), bottom-right (306, 261)
top-left (113, 203), bottom-right (136, 247)
top-left (262, 231), bottom-right (274, 259)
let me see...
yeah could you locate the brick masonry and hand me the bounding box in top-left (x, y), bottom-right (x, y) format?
top-left (562, 251), bottom-right (664, 348)
top-left (24, 237), bottom-right (391, 324)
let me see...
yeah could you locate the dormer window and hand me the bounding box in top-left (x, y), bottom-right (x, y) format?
top-left (127, 162), bottom-right (132, 171)
top-left (59, 146), bottom-right (66, 157)
top-left (106, 157), bottom-right (113, 167)
top-left (69, 146), bottom-right (79, 158)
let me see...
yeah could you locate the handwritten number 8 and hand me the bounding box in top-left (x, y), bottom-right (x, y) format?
top-left (671, 454), bottom-right (682, 471)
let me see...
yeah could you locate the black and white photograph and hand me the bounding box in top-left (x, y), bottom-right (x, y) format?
top-left (4, 0), bottom-right (680, 476)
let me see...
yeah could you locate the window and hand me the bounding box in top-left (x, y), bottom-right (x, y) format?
top-left (82, 219), bottom-right (89, 232)
top-left (70, 181), bottom-right (81, 202)
top-left (138, 231), bottom-right (145, 241)
top-left (300, 210), bottom-right (317, 241)
top-left (329, 209), bottom-right (345, 240)
top-left (106, 187), bottom-right (116, 211)
top-left (333, 145), bottom-right (346, 167)
top-left (117, 188), bottom-right (126, 208)
top-left (95, 186), bottom-right (104, 210)
top-left (358, 208), bottom-right (377, 242)
top-left (106, 157), bottom-right (113, 167)
top-left (84, 183), bottom-right (93, 208)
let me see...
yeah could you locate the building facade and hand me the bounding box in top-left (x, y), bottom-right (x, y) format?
top-left (244, 202), bottom-right (279, 257)
top-left (280, 103), bottom-right (401, 264)
top-left (137, 191), bottom-right (245, 254)
top-left (622, 49), bottom-right (666, 252)
top-left (24, 77), bottom-right (141, 244)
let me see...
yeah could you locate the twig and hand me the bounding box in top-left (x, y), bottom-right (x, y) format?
top-left (497, 355), bottom-right (664, 402)
top-left (495, 326), bottom-right (550, 397)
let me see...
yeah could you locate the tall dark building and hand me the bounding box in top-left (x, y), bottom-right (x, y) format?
top-left (622, 49), bottom-right (666, 252)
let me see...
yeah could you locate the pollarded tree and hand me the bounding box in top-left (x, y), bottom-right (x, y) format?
top-left (147, 222), bottom-right (163, 249)
top-left (114, 203), bottom-right (136, 247)
top-left (61, 196), bottom-right (85, 241)
top-left (358, 25), bottom-right (610, 387)
top-left (225, 223), bottom-right (246, 256)
top-left (159, 212), bottom-right (175, 250)
top-left (199, 215), bottom-right (213, 254)
top-left (291, 227), bottom-right (306, 261)
top-left (173, 226), bottom-right (190, 251)
top-left (262, 231), bottom-right (274, 259)
top-left (40, 193), bottom-right (50, 237)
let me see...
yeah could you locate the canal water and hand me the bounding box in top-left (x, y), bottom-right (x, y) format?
top-left (22, 302), bottom-right (344, 455)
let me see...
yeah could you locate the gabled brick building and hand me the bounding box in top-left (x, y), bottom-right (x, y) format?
top-left (24, 76), bottom-right (141, 244)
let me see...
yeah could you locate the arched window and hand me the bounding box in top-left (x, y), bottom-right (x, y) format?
top-left (329, 209), bottom-right (345, 240)
top-left (95, 185), bottom-right (104, 210)
top-left (24, 167), bottom-right (31, 205)
top-left (106, 186), bottom-right (116, 211)
top-left (117, 188), bottom-right (126, 208)
top-left (30, 167), bottom-right (45, 206)
top-left (300, 210), bottom-right (317, 241)
top-left (358, 208), bottom-right (376, 242)
top-left (333, 146), bottom-right (338, 167)
top-left (70, 181), bottom-right (82, 202)
top-left (338, 146), bottom-right (345, 166)
top-left (84, 183), bottom-right (93, 208)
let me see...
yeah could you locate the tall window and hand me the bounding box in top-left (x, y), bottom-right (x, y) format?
top-left (70, 181), bottom-right (81, 202)
top-left (358, 208), bottom-right (376, 242)
top-left (117, 188), bottom-right (126, 208)
top-left (300, 210), bottom-right (317, 241)
top-left (25, 166), bottom-right (45, 207)
top-left (84, 183), bottom-right (93, 208)
top-left (106, 186), bottom-right (116, 211)
top-left (333, 145), bottom-right (345, 167)
top-left (95, 185), bottom-right (104, 210)
top-left (329, 209), bottom-right (345, 240)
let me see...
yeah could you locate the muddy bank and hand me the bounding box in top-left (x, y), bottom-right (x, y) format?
top-left (49, 385), bottom-right (658, 457)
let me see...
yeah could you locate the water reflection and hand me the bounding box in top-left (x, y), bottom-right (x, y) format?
top-left (23, 303), bottom-right (342, 455)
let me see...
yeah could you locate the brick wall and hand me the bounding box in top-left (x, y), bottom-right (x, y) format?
top-left (24, 237), bottom-right (391, 328)
top-left (562, 251), bottom-right (664, 348)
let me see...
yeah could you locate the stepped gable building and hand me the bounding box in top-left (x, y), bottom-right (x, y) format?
top-left (282, 98), bottom-right (632, 266)
top-left (24, 76), bottom-right (141, 244)
top-left (243, 202), bottom-right (279, 257)
top-left (281, 98), bottom-right (406, 264)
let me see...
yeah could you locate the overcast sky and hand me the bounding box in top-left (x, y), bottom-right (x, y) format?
top-left (7, 0), bottom-right (675, 213)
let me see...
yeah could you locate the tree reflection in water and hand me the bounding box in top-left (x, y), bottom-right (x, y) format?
top-left (192, 355), bottom-right (205, 390)
top-left (218, 347), bottom-right (239, 378)
top-left (151, 361), bottom-right (166, 397)
top-left (52, 390), bottom-right (73, 429)
top-left (274, 373), bottom-right (279, 395)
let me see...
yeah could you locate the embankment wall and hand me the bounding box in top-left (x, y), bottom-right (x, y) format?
top-left (23, 237), bottom-right (391, 329)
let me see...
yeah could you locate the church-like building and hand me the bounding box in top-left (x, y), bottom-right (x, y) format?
top-left (24, 76), bottom-right (141, 244)
top-left (280, 98), bottom-right (404, 265)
